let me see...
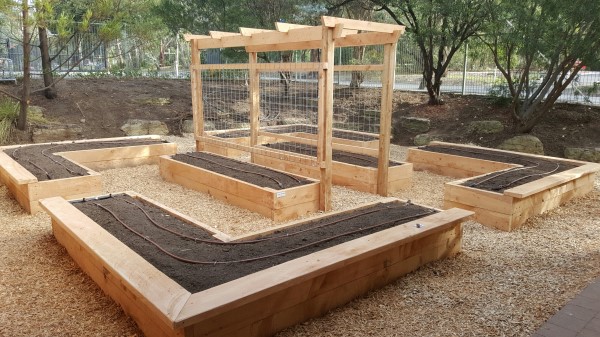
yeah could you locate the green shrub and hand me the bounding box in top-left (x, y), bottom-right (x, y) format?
top-left (0, 99), bottom-right (19, 144)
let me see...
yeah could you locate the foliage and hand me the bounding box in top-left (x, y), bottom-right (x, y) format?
top-left (370, 0), bottom-right (491, 104)
top-left (480, 0), bottom-right (600, 132)
top-left (154, 0), bottom-right (325, 35)
top-left (0, 98), bottom-right (18, 144)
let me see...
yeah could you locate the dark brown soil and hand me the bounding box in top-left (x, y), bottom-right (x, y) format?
top-left (171, 152), bottom-right (311, 190)
top-left (73, 194), bottom-right (436, 293)
top-left (213, 125), bottom-right (378, 142)
top-left (393, 93), bottom-right (600, 158)
top-left (4, 139), bottom-right (167, 181)
top-left (4, 79), bottom-right (597, 159)
top-left (264, 142), bottom-right (402, 168)
top-left (420, 144), bottom-right (579, 192)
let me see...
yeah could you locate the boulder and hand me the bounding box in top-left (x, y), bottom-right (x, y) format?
top-left (182, 119), bottom-right (195, 133)
top-left (497, 135), bottom-right (544, 155)
top-left (467, 120), bottom-right (504, 134)
top-left (564, 147), bottom-right (600, 163)
top-left (181, 120), bottom-right (215, 133)
top-left (32, 124), bottom-right (83, 143)
top-left (399, 117), bottom-right (431, 133)
top-left (413, 133), bottom-right (441, 146)
top-left (121, 119), bottom-right (169, 136)
top-left (132, 97), bottom-right (171, 106)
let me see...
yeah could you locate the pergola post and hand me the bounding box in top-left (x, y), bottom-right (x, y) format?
top-left (377, 38), bottom-right (398, 196)
top-left (190, 39), bottom-right (205, 151)
top-left (249, 51), bottom-right (260, 162)
top-left (317, 25), bottom-right (335, 211)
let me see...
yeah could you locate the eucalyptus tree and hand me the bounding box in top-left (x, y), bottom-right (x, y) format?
top-left (480, 0), bottom-right (600, 132)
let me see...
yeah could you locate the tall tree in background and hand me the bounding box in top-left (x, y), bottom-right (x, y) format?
top-left (481, 0), bottom-right (600, 132)
top-left (371, 0), bottom-right (489, 104)
top-left (18, 0), bottom-right (31, 130)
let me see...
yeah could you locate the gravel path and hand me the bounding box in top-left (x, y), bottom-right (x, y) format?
top-left (1, 134), bottom-right (599, 336)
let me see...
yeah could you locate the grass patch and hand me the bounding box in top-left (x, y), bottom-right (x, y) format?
top-left (0, 101), bottom-right (52, 145)
top-left (0, 99), bottom-right (19, 144)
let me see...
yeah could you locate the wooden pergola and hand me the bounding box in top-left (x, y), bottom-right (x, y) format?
top-left (185, 16), bottom-right (405, 212)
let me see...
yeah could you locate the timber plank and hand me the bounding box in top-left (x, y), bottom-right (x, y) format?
top-left (43, 191), bottom-right (471, 337)
top-left (159, 155), bottom-right (320, 221)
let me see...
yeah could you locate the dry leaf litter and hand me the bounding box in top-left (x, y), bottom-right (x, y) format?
top-left (0, 134), bottom-right (598, 337)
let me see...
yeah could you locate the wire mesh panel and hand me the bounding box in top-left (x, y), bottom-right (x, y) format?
top-left (201, 68), bottom-right (250, 132)
top-left (332, 71), bottom-right (383, 135)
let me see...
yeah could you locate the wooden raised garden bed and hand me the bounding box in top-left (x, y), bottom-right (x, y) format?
top-left (253, 142), bottom-right (412, 194)
top-left (0, 136), bottom-right (176, 214)
top-left (40, 191), bottom-right (472, 337)
top-left (407, 141), bottom-right (600, 231)
top-left (159, 151), bottom-right (320, 221)
top-left (204, 124), bottom-right (380, 158)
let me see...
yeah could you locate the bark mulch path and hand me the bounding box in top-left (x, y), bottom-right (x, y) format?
top-left (1, 137), bottom-right (599, 337)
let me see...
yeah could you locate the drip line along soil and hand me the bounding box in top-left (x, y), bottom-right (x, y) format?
top-left (264, 142), bottom-right (402, 168)
top-left (213, 125), bottom-right (378, 142)
top-left (5, 139), bottom-right (168, 181)
top-left (420, 144), bottom-right (580, 192)
top-left (171, 152), bottom-right (312, 190)
top-left (73, 194), bottom-right (437, 293)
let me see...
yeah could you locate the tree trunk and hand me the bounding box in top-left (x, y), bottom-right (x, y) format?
top-left (18, 1), bottom-right (31, 131)
top-left (349, 46), bottom-right (365, 88)
top-left (38, 26), bottom-right (57, 99)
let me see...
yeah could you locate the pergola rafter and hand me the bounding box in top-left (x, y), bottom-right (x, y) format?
top-left (185, 16), bottom-right (405, 211)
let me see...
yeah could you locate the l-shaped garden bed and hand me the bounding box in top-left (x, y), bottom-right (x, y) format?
top-left (40, 191), bottom-right (472, 337)
top-left (0, 136), bottom-right (176, 213)
top-left (159, 151), bottom-right (320, 221)
top-left (253, 142), bottom-right (412, 194)
top-left (407, 141), bottom-right (600, 231)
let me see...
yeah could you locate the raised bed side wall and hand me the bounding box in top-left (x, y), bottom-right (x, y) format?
top-left (40, 192), bottom-right (472, 337)
top-left (252, 149), bottom-right (412, 194)
top-left (0, 136), bottom-right (177, 214)
top-left (408, 141), bottom-right (600, 231)
top-left (444, 163), bottom-right (599, 231)
top-left (159, 155), bottom-right (320, 221)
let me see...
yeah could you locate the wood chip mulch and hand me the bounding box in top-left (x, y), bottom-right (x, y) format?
top-left (1, 135), bottom-right (598, 337)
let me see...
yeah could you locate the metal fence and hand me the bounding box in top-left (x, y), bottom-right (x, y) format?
top-left (1, 31), bottom-right (599, 106)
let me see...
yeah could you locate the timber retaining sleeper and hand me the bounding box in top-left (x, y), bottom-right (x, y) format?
top-left (406, 141), bottom-right (600, 231)
top-left (40, 191), bottom-right (472, 337)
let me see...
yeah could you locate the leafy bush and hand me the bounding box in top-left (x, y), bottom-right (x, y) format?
top-left (0, 99), bottom-right (19, 144)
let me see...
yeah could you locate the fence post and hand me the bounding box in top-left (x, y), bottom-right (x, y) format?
top-left (461, 43), bottom-right (468, 95)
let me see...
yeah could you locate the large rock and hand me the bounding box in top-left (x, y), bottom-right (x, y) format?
top-left (497, 135), bottom-right (544, 155)
top-left (121, 119), bottom-right (169, 136)
top-left (32, 124), bottom-right (83, 143)
top-left (132, 97), bottom-right (171, 106)
top-left (413, 133), bottom-right (441, 146)
top-left (399, 116), bottom-right (431, 133)
top-left (467, 120), bottom-right (504, 134)
top-left (564, 147), bottom-right (600, 163)
top-left (181, 120), bottom-right (215, 133)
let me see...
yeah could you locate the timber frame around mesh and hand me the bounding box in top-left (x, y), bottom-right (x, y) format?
top-left (185, 16), bottom-right (405, 211)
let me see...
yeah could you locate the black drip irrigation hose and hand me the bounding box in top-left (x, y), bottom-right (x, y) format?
top-left (182, 153), bottom-right (298, 188)
top-left (492, 162), bottom-right (561, 191)
top-left (93, 199), bottom-right (435, 265)
top-left (426, 145), bottom-right (566, 190)
top-left (121, 198), bottom-right (393, 245)
top-left (272, 142), bottom-right (380, 166)
top-left (40, 144), bottom-right (84, 177)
